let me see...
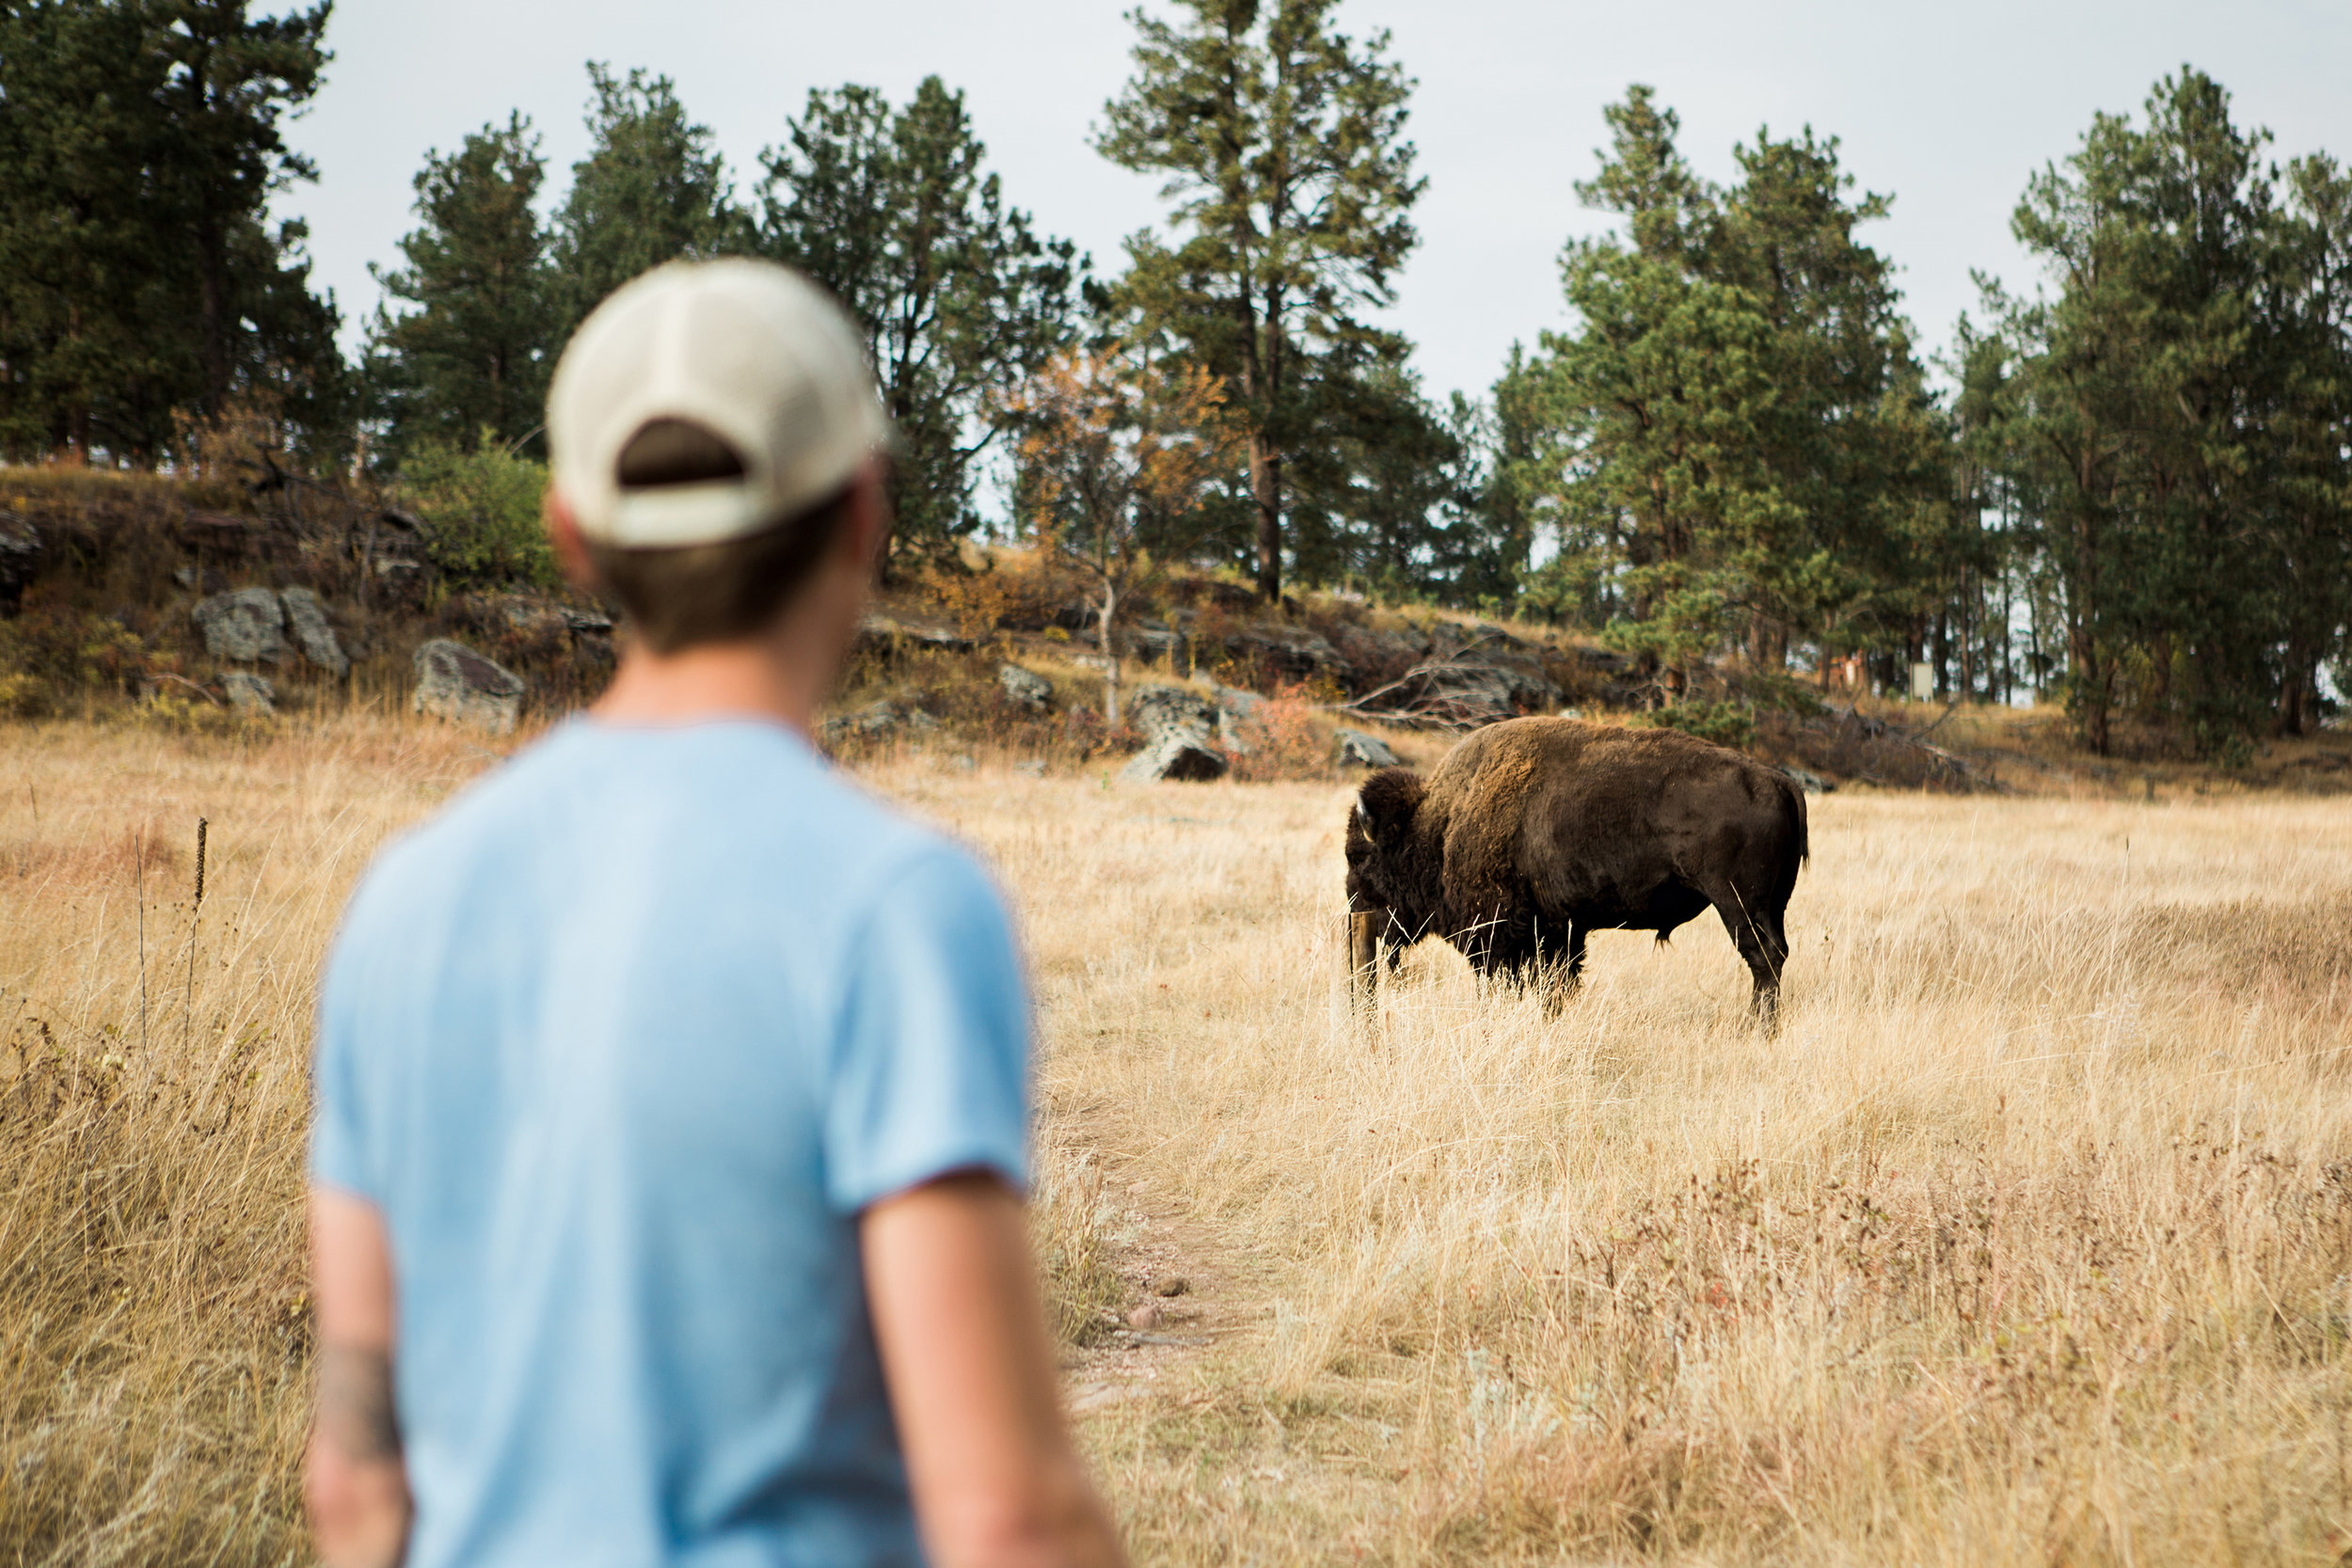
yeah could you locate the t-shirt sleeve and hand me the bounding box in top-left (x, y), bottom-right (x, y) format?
top-left (309, 883), bottom-right (380, 1200)
top-left (825, 845), bottom-right (1032, 1213)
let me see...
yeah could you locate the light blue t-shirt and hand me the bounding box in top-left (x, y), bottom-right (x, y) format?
top-left (310, 719), bottom-right (1030, 1568)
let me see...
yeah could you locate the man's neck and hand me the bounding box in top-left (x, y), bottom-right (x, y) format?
top-left (590, 610), bottom-right (849, 738)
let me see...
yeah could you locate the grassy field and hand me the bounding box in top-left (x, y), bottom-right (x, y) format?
top-left (5, 714), bottom-right (2352, 1564)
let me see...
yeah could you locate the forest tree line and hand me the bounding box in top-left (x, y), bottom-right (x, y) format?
top-left (3, 0), bottom-right (2350, 754)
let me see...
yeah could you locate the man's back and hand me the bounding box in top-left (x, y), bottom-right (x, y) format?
top-left (311, 719), bottom-right (1028, 1568)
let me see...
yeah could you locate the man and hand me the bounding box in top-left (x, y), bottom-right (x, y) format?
top-left (304, 259), bottom-right (1126, 1568)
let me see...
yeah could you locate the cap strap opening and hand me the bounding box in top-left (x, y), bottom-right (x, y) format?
top-left (616, 418), bottom-right (746, 489)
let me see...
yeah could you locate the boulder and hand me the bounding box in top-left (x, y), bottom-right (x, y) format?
top-left (1126, 684), bottom-right (1218, 742)
top-left (1122, 683), bottom-right (1230, 781)
top-left (997, 663), bottom-right (1053, 713)
top-left (222, 670), bottom-right (275, 713)
top-left (1211, 683), bottom-right (1263, 719)
top-left (1119, 731), bottom-right (1229, 784)
top-left (1374, 661), bottom-right (1518, 728)
top-left (193, 587), bottom-right (287, 664)
top-left (856, 610), bottom-right (976, 655)
top-left (1224, 621), bottom-right (1343, 681)
top-left (1422, 625), bottom-right (1561, 707)
top-left (412, 638), bottom-right (524, 734)
top-left (1333, 728), bottom-right (1403, 768)
top-left (1331, 623), bottom-right (1429, 688)
top-left (0, 512), bottom-right (40, 613)
top-left (1130, 622), bottom-right (1185, 664)
top-left (278, 587), bottom-right (349, 678)
top-left (819, 699), bottom-right (936, 744)
top-left (1484, 655), bottom-right (1564, 709)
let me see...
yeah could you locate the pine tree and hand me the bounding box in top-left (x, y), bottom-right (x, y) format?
top-left (366, 114), bottom-right (558, 456)
top-left (757, 77), bottom-right (1081, 566)
top-left (1501, 88), bottom-right (1949, 698)
top-left (1098, 0), bottom-right (1423, 602)
top-left (549, 64), bottom-right (749, 339)
top-left (0, 0), bottom-right (341, 464)
top-left (1981, 70), bottom-right (2295, 753)
top-left (146, 0), bottom-right (336, 426)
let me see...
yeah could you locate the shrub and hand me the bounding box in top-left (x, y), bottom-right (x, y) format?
top-left (0, 606), bottom-right (147, 700)
top-left (1230, 689), bottom-right (1334, 782)
top-left (402, 436), bottom-right (557, 590)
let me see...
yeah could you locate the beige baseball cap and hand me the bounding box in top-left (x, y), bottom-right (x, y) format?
top-left (547, 258), bottom-right (895, 549)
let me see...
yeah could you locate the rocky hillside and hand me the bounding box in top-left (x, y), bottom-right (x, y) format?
top-left (7, 465), bottom-right (2342, 796)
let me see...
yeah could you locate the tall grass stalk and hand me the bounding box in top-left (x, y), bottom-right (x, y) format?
top-left (185, 816), bottom-right (206, 1049)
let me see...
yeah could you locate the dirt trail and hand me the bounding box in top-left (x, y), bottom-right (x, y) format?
top-left (1057, 1156), bottom-right (1274, 1418)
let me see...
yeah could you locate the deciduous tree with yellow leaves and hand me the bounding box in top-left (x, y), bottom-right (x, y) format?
top-left (1009, 350), bottom-right (1239, 721)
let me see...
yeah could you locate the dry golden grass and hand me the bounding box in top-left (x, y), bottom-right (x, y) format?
top-left (5, 713), bottom-right (2352, 1564)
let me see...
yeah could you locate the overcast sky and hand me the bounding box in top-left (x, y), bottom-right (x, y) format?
top-left (284, 0), bottom-right (2352, 403)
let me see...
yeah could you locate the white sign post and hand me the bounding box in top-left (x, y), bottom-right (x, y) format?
top-left (1909, 661), bottom-right (1935, 703)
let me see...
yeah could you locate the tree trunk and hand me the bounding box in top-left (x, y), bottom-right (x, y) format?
top-left (2071, 623), bottom-right (2111, 755)
top-left (196, 214), bottom-right (230, 424)
top-left (1250, 432), bottom-right (1281, 603)
top-left (1098, 583), bottom-right (1120, 726)
top-left (2278, 643), bottom-right (2318, 736)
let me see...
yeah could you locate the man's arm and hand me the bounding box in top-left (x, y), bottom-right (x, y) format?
top-left (863, 1173), bottom-right (1127, 1568)
top-left (306, 1187), bottom-right (412, 1568)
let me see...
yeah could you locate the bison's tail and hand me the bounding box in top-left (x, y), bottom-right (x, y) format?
top-left (1783, 772), bottom-right (1810, 866)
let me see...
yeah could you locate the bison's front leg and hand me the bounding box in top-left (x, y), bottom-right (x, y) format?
top-left (1530, 920), bottom-right (1586, 1018)
top-left (1348, 910), bottom-right (1382, 993)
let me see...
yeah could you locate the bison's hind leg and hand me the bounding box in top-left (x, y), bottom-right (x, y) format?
top-left (1704, 885), bottom-right (1791, 1029)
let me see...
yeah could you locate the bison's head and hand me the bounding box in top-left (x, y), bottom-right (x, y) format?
top-left (1345, 767), bottom-right (1433, 927)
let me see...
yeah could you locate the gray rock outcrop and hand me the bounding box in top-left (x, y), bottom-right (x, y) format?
top-left (1333, 728), bottom-right (1403, 768)
top-left (997, 663), bottom-right (1053, 713)
top-left (412, 638), bottom-right (524, 734)
top-left (1330, 623), bottom-right (1428, 687)
top-left (193, 587), bottom-right (287, 664)
top-left (1121, 683), bottom-right (1230, 782)
top-left (1126, 684), bottom-right (1219, 740)
top-left (0, 513), bottom-right (40, 613)
top-left (278, 587), bottom-right (349, 677)
top-left (1130, 622), bottom-right (1184, 663)
top-left (1224, 621), bottom-right (1343, 681)
top-left (820, 699), bottom-right (937, 745)
top-left (222, 671), bottom-right (275, 713)
top-left (1119, 731), bottom-right (1229, 784)
top-left (856, 610), bottom-right (976, 655)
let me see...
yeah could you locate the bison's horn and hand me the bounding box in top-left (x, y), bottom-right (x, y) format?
top-left (1353, 796), bottom-right (1373, 840)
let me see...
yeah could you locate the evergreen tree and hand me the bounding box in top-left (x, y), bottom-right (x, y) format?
top-left (2267, 153), bottom-right (2352, 735)
top-left (1098, 0), bottom-right (1423, 602)
top-left (549, 64), bottom-right (748, 339)
top-left (1500, 88), bottom-right (1950, 699)
top-left (0, 0), bottom-right (182, 459)
top-left (147, 0), bottom-right (336, 425)
top-left (1971, 69), bottom-right (2337, 753)
top-left (756, 77), bottom-right (1081, 566)
top-left (0, 0), bottom-right (342, 465)
top-left (366, 114), bottom-right (558, 456)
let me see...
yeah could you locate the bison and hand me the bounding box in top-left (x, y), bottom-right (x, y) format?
top-left (1343, 717), bottom-right (1808, 1019)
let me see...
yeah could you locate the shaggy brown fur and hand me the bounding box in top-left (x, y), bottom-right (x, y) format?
top-left (1345, 718), bottom-right (1809, 1017)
